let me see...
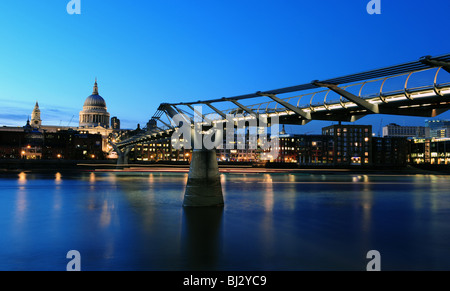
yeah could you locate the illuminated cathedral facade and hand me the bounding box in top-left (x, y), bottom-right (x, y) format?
top-left (28, 80), bottom-right (121, 154)
top-left (79, 79), bottom-right (111, 128)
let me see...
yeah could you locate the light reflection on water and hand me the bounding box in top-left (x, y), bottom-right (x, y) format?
top-left (0, 171), bottom-right (449, 270)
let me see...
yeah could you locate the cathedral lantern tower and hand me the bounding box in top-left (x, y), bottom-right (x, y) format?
top-left (31, 101), bottom-right (42, 128)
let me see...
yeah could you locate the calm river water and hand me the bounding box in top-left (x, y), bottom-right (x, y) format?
top-left (0, 170), bottom-right (449, 270)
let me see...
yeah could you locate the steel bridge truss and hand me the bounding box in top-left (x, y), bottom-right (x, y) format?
top-left (115, 54), bottom-right (450, 148)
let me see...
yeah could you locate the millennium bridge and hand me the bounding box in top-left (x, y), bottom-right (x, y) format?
top-left (111, 53), bottom-right (450, 207)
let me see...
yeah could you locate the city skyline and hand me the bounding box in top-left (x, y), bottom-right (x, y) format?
top-left (2, 78), bottom-right (450, 133)
top-left (1, 0), bottom-right (450, 131)
top-left (1, 1), bottom-right (450, 273)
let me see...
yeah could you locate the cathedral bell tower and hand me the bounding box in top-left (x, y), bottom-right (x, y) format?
top-left (31, 101), bottom-right (42, 128)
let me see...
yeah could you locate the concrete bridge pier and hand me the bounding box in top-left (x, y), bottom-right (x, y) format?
top-left (183, 149), bottom-right (224, 207)
top-left (116, 146), bottom-right (131, 169)
top-left (183, 125), bottom-right (224, 207)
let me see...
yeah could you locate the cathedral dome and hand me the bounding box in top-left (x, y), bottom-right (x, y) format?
top-left (83, 80), bottom-right (106, 108)
top-left (79, 79), bottom-right (110, 128)
top-left (84, 94), bottom-right (106, 107)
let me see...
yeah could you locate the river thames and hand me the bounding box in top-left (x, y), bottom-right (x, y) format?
top-left (0, 170), bottom-right (449, 271)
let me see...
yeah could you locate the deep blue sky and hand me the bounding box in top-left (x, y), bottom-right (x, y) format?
top-left (0, 0), bottom-right (449, 132)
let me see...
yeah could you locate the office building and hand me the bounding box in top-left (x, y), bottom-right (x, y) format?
top-left (425, 119), bottom-right (450, 138)
top-left (322, 124), bottom-right (372, 166)
top-left (409, 137), bottom-right (450, 165)
top-left (372, 137), bottom-right (408, 166)
top-left (111, 117), bottom-right (121, 130)
top-left (382, 123), bottom-right (429, 138)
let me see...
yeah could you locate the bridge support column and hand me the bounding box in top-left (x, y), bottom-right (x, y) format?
top-left (116, 146), bottom-right (131, 169)
top-left (183, 149), bottom-right (224, 207)
top-left (117, 154), bottom-right (125, 167)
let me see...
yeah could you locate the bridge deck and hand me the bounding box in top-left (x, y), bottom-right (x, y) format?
top-left (114, 54), bottom-right (450, 148)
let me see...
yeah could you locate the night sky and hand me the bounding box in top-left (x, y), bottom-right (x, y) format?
top-left (0, 0), bottom-right (449, 132)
